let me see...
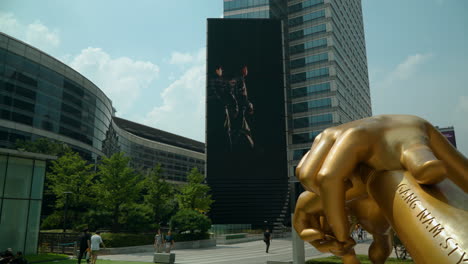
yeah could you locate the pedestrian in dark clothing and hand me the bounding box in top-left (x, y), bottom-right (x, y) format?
top-left (77, 228), bottom-right (91, 264)
top-left (263, 229), bottom-right (271, 253)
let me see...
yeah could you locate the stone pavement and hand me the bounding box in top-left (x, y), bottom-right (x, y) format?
top-left (99, 237), bottom-right (390, 264)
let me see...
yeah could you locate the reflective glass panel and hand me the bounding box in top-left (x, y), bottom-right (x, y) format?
top-left (31, 160), bottom-right (45, 199)
top-left (0, 199), bottom-right (29, 252)
top-left (25, 200), bottom-right (42, 254)
top-left (4, 157), bottom-right (33, 198)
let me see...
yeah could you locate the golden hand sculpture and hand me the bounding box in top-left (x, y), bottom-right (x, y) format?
top-left (294, 115), bottom-right (468, 264)
top-left (294, 169), bottom-right (393, 264)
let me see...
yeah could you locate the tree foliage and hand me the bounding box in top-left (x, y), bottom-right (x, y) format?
top-left (176, 168), bottom-right (213, 213)
top-left (40, 146), bottom-right (213, 235)
top-left (144, 165), bottom-right (176, 226)
top-left (96, 152), bottom-right (143, 232)
top-left (44, 151), bottom-right (96, 229)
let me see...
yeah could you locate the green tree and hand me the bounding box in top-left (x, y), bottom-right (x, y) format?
top-left (176, 168), bottom-right (213, 213)
top-left (144, 165), bottom-right (176, 226)
top-left (44, 151), bottom-right (96, 229)
top-left (96, 152), bottom-right (143, 232)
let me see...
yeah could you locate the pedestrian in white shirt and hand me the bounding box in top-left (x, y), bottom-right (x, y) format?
top-left (90, 231), bottom-right (106, 264)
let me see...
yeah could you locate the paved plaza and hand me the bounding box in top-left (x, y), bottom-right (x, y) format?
top-left (99, 237), bottom-right (384, 264)
top-left (100, 238), bottom-right (321, 264)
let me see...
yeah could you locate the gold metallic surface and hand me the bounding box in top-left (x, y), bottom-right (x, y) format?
top-left (293, 115), bottom-right (468, 264)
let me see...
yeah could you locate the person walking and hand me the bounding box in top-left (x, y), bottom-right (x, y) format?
top-left (90, 231), bottom-right (105, 264)
top-left (263, 229), bottom-right (272, 253)
top-left (77, 228), bottom-right (91, 264)
top-left (154, 229), bottom-right (164, 253)
top-left (164, 231), bottom-right (175, 253)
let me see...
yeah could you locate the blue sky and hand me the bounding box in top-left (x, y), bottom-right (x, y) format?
top-left (1, 0), bottom-right (467, 156)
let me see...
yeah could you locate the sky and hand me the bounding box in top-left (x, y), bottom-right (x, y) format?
top-left (0, 0), bottom-right (467, 156)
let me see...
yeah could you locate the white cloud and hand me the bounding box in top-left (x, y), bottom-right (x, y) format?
top-left (0, 12), bottom-right (60, 52)
top-left (143, 48), bottom-right (206, 141)
top-left (68, 47), bottom-right (160, 114)
top-left (169, 52), bottom-right (194, 65)
top-left (371, 53), bottom-right (433, 97)
top-left (25, 21), bottom-right (60, 48)
top-left (169, 49), bottom-right (205, 66)
top-left (387, 53), bottom-right (433, 83)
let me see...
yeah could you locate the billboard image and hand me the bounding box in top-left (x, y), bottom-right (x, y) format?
top-left (206, 19), bottom-right (288, 227)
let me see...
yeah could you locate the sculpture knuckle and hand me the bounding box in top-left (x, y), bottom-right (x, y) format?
top-left (317, 171), bottom-right (330, 185)
top-left (346, 127), bottom-right (365, 137)
top-left (322, 128), bottom-right (335, 138)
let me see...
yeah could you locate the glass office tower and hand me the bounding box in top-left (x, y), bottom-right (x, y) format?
top-left (224, 0), bottom-right (372, 181)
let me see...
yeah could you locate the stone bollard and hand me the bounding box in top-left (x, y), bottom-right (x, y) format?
top-left (153, 253), bottom-right (175, 264)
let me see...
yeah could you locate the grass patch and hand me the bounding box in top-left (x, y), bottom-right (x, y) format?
top-left (33, 260), bottom-right (150, 264)
top-left (26, 253), bottom-right (68, 263)
top-left (307, 255), bottom-right (413, 264)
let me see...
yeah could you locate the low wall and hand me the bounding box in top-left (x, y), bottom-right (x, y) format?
top-left (216, 234), bottom-right (262, 245)
top-left (101, 239), bottom-right (216, 255)
top-left (102, 244), bottom-right (154, 255)
top-left (174, 239), bottom-right (216, 249)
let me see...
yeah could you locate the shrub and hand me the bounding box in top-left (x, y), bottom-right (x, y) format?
top-left (40, 212), bottom-right (63, 230)
top-left (173, 232), bottom-right (210, 242)
top-left (170, 209), bottom-right (211, 233)
top-left (100, 233), bottom-right (154, 247)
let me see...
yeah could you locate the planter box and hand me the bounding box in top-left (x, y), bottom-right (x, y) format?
top-left (154, 253), bottom-right (175, 264)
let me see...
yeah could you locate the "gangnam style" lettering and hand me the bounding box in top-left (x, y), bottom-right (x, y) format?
top-left (396, 183), bottom-right (467, 263)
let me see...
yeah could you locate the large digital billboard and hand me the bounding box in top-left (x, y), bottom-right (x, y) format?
top-left (206, 19), bottom-right (288, 227)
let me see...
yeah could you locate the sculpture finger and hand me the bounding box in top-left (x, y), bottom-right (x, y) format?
top-left (296, 131), bottom-right (337, 194)
top-left (293, 210), bottom-right (325, 242)
top-left (316, 128), bottom-right (369, 242)
top-left (401, 143), bottom-right (446, 185)
top-left (427, 124), bottom-right (468, 192)
top-left (293, 191), bottom-right (325, 242)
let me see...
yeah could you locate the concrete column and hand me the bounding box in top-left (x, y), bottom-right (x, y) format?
top-left (291, 214), bottom-right (305, 264)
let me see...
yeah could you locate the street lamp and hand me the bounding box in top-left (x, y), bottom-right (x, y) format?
top-left (63, 191), bottom-right (73, 233)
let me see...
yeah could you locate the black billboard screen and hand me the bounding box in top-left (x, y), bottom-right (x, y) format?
top-left (206, 19), bottom-right (288, 227)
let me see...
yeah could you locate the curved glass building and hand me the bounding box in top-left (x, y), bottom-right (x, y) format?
top-left (0, 32), bottom-right (204, 182)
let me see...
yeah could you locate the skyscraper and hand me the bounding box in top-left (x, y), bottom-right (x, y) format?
top-left (224, 0), bottom-right (372, 183)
